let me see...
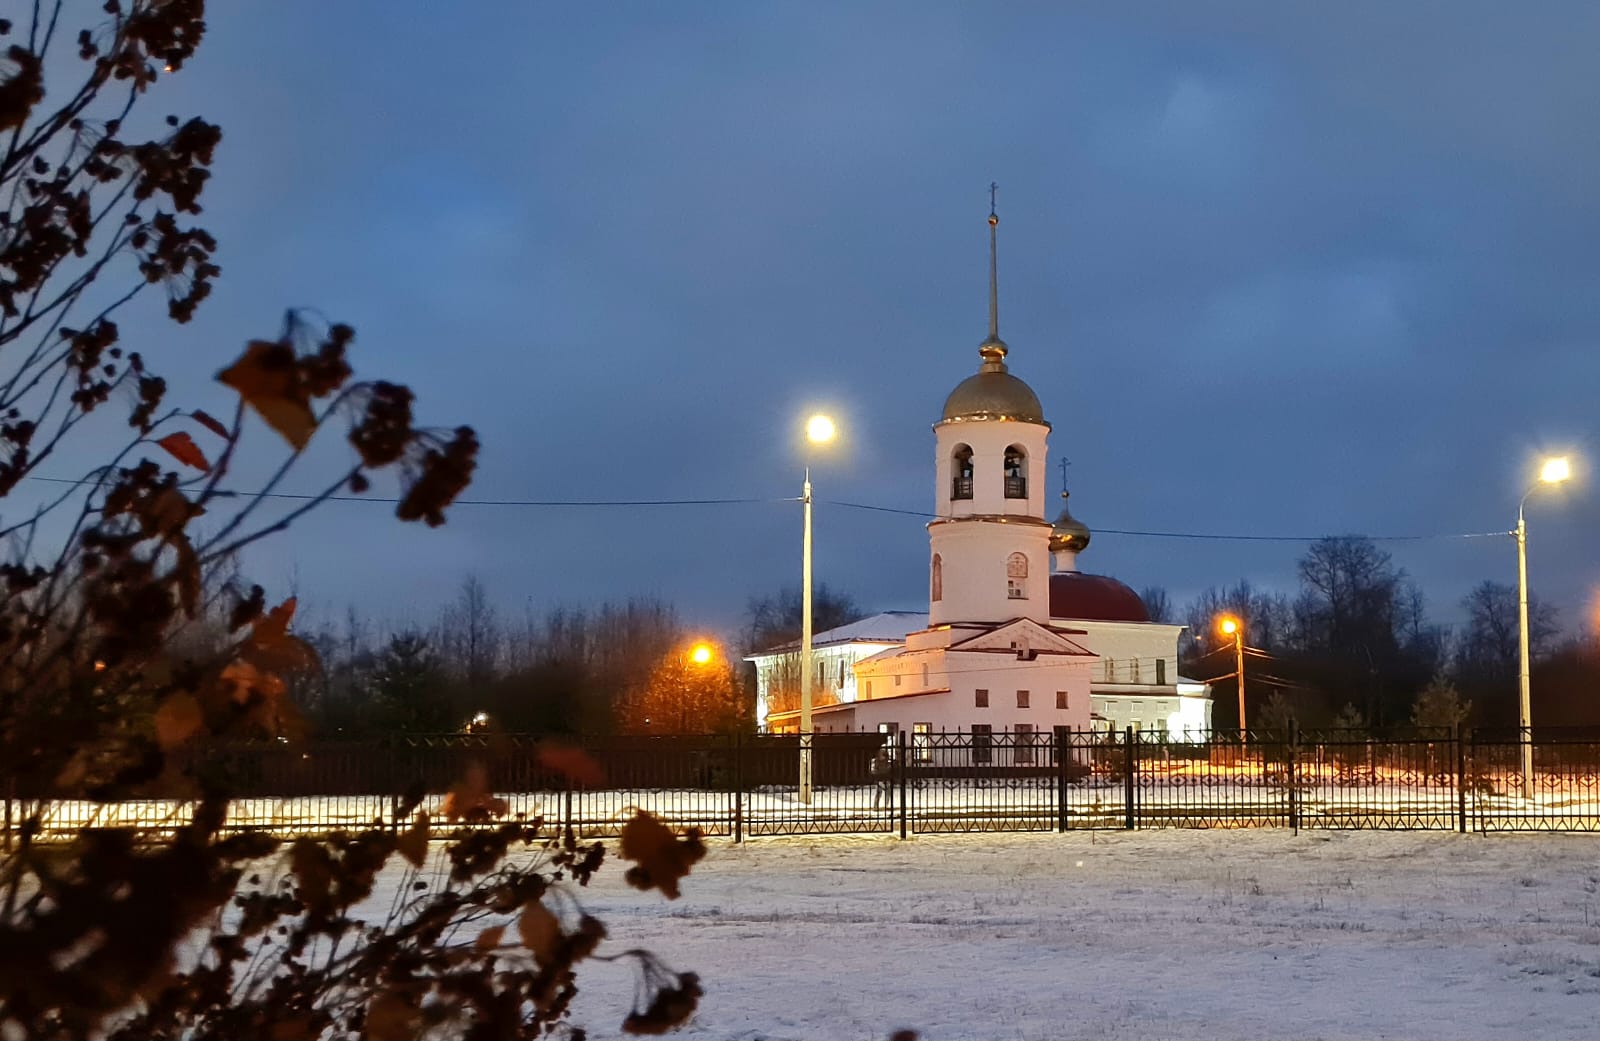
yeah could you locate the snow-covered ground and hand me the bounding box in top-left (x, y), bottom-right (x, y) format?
top-left (21, 778), bottom-right (1600, 840)
top-left (552, 830), bottom-right (1600, 1040)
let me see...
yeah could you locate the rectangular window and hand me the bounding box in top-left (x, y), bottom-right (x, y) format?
top-left (895, 674), bottom-right (902, 687)
top-left (1016, 689), bottom-right (1030, 709)
top-left (1007, 578), bottom-right (1025, 599)
top-left (975, 688), bottom-right (989, 708)
top-left (1056, 690), bottom-right (1069, 710)
top-left (1155, 658), bottom-right (1167, 685)
top-left (878, 721), bottom-right (897, 739)
top-left (1106, 660), bottom-right (1117, 682)
top-left (1131, 659), bottom-right (1141, 683)
top-left (972, 724), bottom-right (993, 764)
top-left (838, 662), bottom-right (846, 689)
top-left (912, 722), bottom-right (932, 763)
top-left (865, 680), bottom-right (873, 698)
top-left (1014, 723), bottom-right (1035, 765)
top-left (922, 663), bottom-right (930, 687)
top-left (818, 661), bottom-right (828, 688)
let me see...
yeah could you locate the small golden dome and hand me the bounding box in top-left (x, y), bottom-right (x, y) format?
top-left (1049, 490), bottom-right (1091, 553)
top-left (940, 340), bottom-right (1046, 424)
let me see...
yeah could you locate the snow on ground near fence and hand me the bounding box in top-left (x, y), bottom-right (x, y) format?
top-left (535, 831), bottom-right (1600, 1040)
top-left (21, 779), bottom-right (1600, 839)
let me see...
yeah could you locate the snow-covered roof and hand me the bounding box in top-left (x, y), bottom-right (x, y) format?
top-left (749, 610), bottom-right (925, 657)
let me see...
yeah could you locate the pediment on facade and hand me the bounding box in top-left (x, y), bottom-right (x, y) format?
top-left (947, 617), bottom-right (1094, 657)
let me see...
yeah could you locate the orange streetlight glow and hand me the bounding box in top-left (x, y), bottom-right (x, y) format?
top-left (1217, 616), bottom-right (1246, 743)
top-left (689, 642), bottom-right (713, 666)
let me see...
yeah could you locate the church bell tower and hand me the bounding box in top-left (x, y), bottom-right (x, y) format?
top-left (928, 193), bottom-right (1053, 627)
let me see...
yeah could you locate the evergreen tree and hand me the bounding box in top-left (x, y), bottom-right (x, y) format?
top-left (1411, 674), bottom-right (1472, 730)
top-left (373, 632), bottom-right (453, 733)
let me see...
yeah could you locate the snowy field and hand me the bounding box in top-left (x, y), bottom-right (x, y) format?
top-left (549, 830), bottom-right (1600, 1040)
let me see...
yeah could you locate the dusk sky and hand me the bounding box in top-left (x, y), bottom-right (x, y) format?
top-left (68, 3), bottom-right (1600, 643)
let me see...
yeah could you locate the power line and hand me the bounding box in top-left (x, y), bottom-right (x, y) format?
top-left (19, 474), bottom-right (1513, 542)
top-left (818, 499), bottom-right (1508, 542)
top-left (22, 476), bottom-right (792, 509)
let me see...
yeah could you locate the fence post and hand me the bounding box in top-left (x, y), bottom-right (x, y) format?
top-left (733, 730), bottom-right (744, 844)
top-left (1124, 726), bottom-right (1136, 830)
top-left (1288, 720), bottom-right (1300, 833)
top-left (563, 777), bottom-right (573, 841)
top-left (1455, 725), bottom-right (1468, 835)
top-left (897, 729), bottom-right (908, 840)
top-left (1055, 725), bottom-right (1069, 833)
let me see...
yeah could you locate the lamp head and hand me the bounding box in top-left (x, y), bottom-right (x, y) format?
top-left (1219, 617), bottom-right (1240, 637)
top-left (806, 414), bottom-right (837, 445)
top-left (689, 642), bottom-right (714, 665)
top-left (1540, 456), bottom-right (1571, 484)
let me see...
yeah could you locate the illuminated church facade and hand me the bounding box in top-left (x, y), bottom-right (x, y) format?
top-left (750, 206), bottom-right (1211, 743)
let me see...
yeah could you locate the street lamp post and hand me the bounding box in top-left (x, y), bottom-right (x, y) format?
top-left (1516, 455), bottom-right (1570, 800)
top-left (681, 641), bottom-right (714, 732)
top-left (799, 414), bottom-right (836, 805)
top-left (1221, 616), bottom-right (1245, 746)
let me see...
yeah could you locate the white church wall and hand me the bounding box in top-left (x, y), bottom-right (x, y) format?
top-left (853, 653), bottom-right (1092, 735)
top-left (751, 641), bottom-right (901, 730)
top-left (1059, 621), bottom-right (1184, 685)
top-left (928, 520), bottom-right (1052, 625)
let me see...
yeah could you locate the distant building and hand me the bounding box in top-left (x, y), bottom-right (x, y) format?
top-left (747, 206), bottom-right (1212, 740)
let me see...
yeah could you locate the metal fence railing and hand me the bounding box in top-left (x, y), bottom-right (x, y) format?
top-left (8, 727), bottom-right (1600, 845)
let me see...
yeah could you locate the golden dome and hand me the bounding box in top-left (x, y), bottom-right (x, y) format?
top-left (940, 339), bottom-right (1046, 424)
top-left (1049, 490), bottom-right (1091, 553)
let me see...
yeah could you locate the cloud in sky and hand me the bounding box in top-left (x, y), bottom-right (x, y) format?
top-left (89, 2), bottom-right (1600, 640)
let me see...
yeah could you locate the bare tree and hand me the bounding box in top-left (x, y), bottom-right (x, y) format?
top-left (1140, 585), bottom-right (1173, 625)
top-left (745, 582), bottom-right (864, 653)
top-left (436, 573), bottom-right (500, 690)
top-left (1455, 579), bottom-right (1560, 679)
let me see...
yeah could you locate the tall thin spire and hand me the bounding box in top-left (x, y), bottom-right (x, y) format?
top-left (980, 181), bottom-right (1008, 367)
top-left (988, 182), bottom-right (1000, 341)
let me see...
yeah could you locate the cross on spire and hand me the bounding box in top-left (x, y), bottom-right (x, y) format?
top-left (1058, 457), bottom-right (1071, 493)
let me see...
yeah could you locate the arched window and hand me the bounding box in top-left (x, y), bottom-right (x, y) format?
top-left (1006, 552), bottom-right (1028, 599)
top-left (951, 444), bottom-right (974, 500)
top-left (1004, 445), bottom-right (1027, 498)
top-left (931, 553), bottom-right (943, 601)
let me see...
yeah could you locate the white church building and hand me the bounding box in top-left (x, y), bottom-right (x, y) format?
top-left (750, 206), bottom-right (1212, 743)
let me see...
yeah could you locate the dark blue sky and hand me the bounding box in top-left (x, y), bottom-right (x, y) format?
top-left (91, 3), bottom-right (1600, 642)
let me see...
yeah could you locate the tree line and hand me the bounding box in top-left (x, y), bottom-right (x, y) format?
top-left (1152, 535), bottom-right (1593, 731)
top-left (275, 542), bottom-right (1598, 738)
top-left (260, 578), bottom-right (866, 737)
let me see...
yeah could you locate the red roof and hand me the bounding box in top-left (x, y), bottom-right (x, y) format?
top-left (1048, 572), bottom-right (1149, 623)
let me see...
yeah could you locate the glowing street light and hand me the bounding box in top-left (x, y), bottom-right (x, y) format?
top-left (806, 414), bottom-right (836, 445)
top-left (689, 642), bottom-right (713, 666)
top-left (800, 413), bottom-right (838, 805)
top-left (1516, 455), bottom-right (1572, 799)
top-left (1219, 616), bottom-right (1246, 745)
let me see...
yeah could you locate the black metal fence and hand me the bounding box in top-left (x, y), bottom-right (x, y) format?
top-left (8, 727), bottom-right (1600, 844)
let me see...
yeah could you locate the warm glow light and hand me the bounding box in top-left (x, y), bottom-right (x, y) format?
top-left (1540, 456), bottom-right (1571, 484)
top-left (472, 712), bottom-right (489, 726)
top-left (1219, 617), bottom-right (1239, 636)
top-left (689, 642), bottom-right (714, 665)
top-left (806, 414), bottom-right (836, 445)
